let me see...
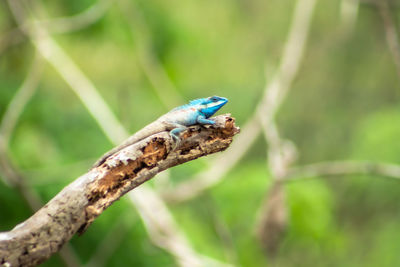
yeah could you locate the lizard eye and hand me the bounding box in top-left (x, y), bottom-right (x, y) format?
top-left (210, 96), bottom-right (219, 102)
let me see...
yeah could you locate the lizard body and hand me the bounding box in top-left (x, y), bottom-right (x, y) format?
top-left (92, 96), bottom-right (228, 168)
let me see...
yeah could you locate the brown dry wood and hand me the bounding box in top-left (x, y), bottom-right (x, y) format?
top-left (0, 114), bottom-right (239, 267)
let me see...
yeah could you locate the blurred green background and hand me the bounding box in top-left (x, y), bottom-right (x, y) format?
top-left (1, 0), bottom-right (400, 266)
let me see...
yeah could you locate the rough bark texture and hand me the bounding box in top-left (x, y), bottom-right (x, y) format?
top-left (0, 114), bottom-right (239, 267)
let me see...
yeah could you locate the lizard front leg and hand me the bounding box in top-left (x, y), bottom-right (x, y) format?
top-left (168, 115), bottom-right (215, 142)
top-left (166, 115), bottom-right (215, 149)
top-left (197, 115), bottom-right (216, 125)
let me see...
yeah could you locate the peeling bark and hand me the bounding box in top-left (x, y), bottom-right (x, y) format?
top-left (0, 114), bottom-right (239, 267)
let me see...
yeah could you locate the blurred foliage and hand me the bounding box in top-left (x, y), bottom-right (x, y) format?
top-left (1, 0), bottom-right (400, 266)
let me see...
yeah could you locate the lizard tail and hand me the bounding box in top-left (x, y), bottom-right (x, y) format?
top-left (91, 121), bottom-right (167, 169)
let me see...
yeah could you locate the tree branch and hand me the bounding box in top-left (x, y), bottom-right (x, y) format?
top-left (376, 0), bottom-right (400, 81)
top-left (339, 0), bottom-right (359, 35)
top-left (0, 114), bottom-right (239, 267)
top-left (38, 0), bottom-right (114, 34)
top-left (0, 53), bottom-right (43, 151)
top-left (256, 0), bottom-right (316, 256)
top-left (283, 160), bottom-right (400, 182)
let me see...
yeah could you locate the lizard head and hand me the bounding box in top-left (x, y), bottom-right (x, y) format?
top-left (193, 96), bottom-right (228, 118)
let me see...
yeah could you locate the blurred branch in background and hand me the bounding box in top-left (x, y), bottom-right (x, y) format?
top-left (0, 50), bottom-right (44, 212)
top-left (0, 28), bottom-right (25, 56)
top-left (339, 0), bottom-right (359, 35)
top-left (118, 0), bottom-right (184, 109)
top-left (0, 0), bottom-right (113, 55)
top-left (85, 215), bottom-right (132, 267)
top-left (0, 151), bottom-right (42, 211)
top-left (0, 52), bottom-right (43, 156)
top-left (38, 0), bottom-right (114, 34)
top-left (375, 0), bottom-right (400, 80)
top-left (6, 1), bottom-right (233, 266)
top-left (129, 188), bottom-right (204, 267)
top-left (256, 181), bottom-right (286, 256)
top-left (283, 160), bottom-right (400, 182)
top-left (8, 0), bottom-right (127, 145)
top-left (0, 52), bottom-right (81, 267)
top-left (130, 187), bottom-right (234, 267)
top-left (256, 0), bottom-right (316, 256)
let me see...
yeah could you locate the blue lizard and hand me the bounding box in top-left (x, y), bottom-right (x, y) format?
top-left (92, 96), bottom-right (228, 167)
